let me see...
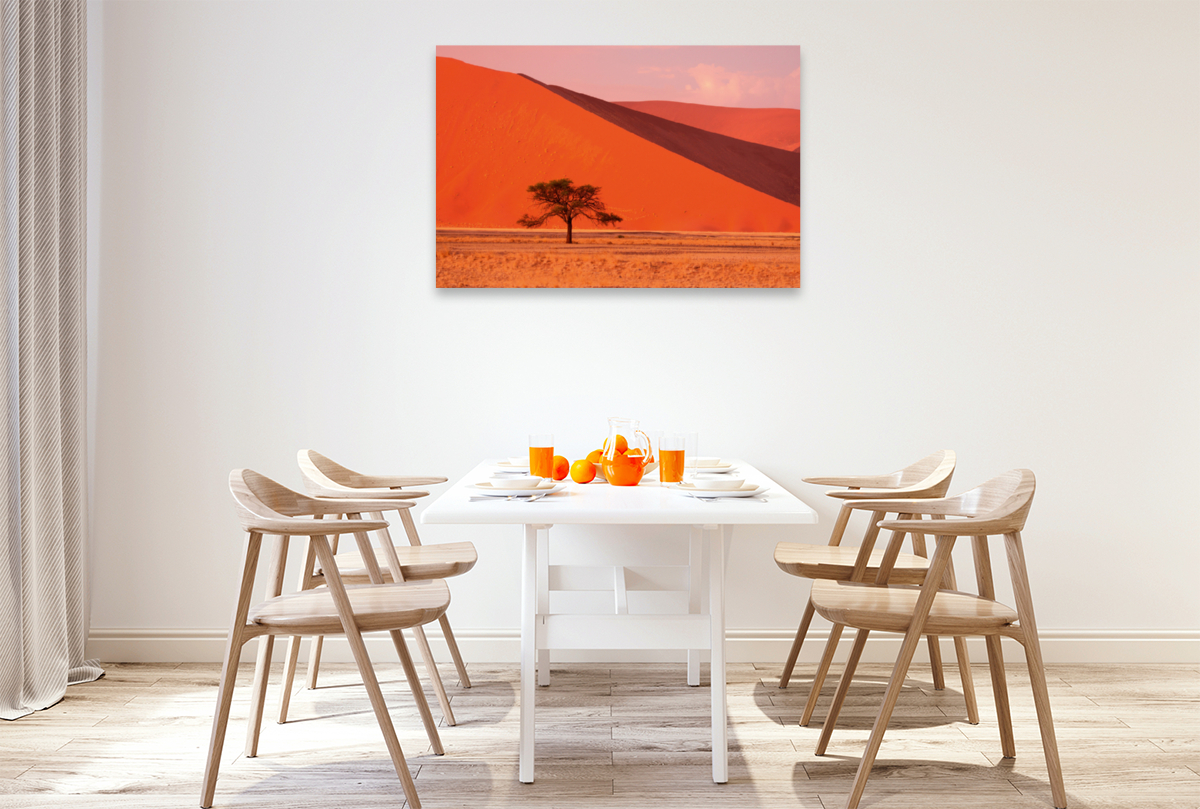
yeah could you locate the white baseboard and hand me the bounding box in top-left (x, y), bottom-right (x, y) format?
top-left (88, 626), bottom-right (1200, 665)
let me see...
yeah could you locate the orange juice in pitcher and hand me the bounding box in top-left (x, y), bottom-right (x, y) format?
top-left (601, 417), bottom-right (655, 486)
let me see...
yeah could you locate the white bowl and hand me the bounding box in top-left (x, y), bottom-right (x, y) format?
top-left (496, 476), bottom-right (542, 489)
top-left (691, 476), bottom-right (745, 491)
top-left (508, 456), bottom-right (529, 466)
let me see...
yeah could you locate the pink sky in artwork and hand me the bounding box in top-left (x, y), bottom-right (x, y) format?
top-left (436, 46), bottom-right (800, 110)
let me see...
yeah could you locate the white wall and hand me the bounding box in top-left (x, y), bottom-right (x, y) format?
top-left (87, 0), bottom-right (1200, 663)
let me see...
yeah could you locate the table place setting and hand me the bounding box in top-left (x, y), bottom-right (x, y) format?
top-left (685, 457), bottom-right (738, 474)
top-left (671, 476), bottom-right (771, 502)
top-left (492, 457), bottom-right (532, 475)
top-left (469, 476), bottom-right (566, 502)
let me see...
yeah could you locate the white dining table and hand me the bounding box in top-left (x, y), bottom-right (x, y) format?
top-left (420, 459), bottom-right (818, 784)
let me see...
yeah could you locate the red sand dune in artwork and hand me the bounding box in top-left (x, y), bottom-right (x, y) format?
top-left (532, 79), bottom-right (797, 205)
top-left (437, 57), bottom-right (799, 233)
top-left (615, 100), bottom-right (800, 152)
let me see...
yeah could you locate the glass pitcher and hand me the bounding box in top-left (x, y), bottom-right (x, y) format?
top-left (602, 416), bottom-right (655, 486)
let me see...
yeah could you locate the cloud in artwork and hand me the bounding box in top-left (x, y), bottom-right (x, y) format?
top-left (684, 63), bottom-right (800, 108)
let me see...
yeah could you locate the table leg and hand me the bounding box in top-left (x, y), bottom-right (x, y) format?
top-left (710, 524), bottom-right (730, 784)
top-left (520, 524), bottom-right (539, 783)
top-left (537, 526), bottom-right (550, 687)
top-left (688, 527), bottom-right (703, 687)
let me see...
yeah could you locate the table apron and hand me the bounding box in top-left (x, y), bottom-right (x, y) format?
top-left (539, 614), bottom-right (712, 650)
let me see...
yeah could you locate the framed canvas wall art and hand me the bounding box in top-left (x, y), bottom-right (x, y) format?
top-left (436, 46), bottom-right (800, 288)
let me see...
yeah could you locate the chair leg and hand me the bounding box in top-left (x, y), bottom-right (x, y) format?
top-left (412, 623), bottom-right (457, 726)
top-left (353, 631), bottom-right (423, 808)
top-left (282, 538), bottom-right (319, 712)
top-left (985, 634), bottom-right (1015, 756)
top-left (815, 628), bottom-right (870, 755)
top-left (1006, 532), bottom-right (1067, 808)
top-left (953, 635), bottom-right (979, 724)
top-left (244, 635), bottom-right (275, 757)
top-left (840, 536), bottom-right (957, 809)
top-left (940, 555), bottom-right (979, 722)
top-left (389, 628), bottom-right (445, 756)
top-left (200, 631), bottom-right (248, 808)
top-left (910, 530), bottom-right (947, 691)
top-left (439, 613), bottom-right (472, 688)
top-left (801, 622), bottom-right (843, 726)
top-left (201, 533), bottom-right (262, 809)
top-left (244, 535), bottom-right (288, 757)
top-left (779, 597), bottom-right (816, 689)
top-left (311, 535), bottom-right (424, 808)
top-left (1023, 636), bottom-right (1067, 808)
top-left (305, 635), bottom-right (325, 688)
top-left (277, 634), bottom-right (303, 723)
top-left (842, 625), bottom-right (924, 809)
top-left (925, 635), bottom-right (946, 689)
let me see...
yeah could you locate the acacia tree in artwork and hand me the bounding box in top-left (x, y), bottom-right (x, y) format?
top-left (517, 178), bottom-right (623, 244)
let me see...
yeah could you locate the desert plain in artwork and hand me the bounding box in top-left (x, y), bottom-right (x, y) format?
top-left (436, 46), bottom-right (800, 288)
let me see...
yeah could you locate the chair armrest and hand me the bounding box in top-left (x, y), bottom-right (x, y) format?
top-left (878, 516), bottom-right (1009, 536)
top-left (828, 486), bottom-right (940, 501)
top-left (310, 488), bottom-right (429, 500)
top-left (803, 474), bottom-right (898, 488)
top-left (839, 496), bottom-right (958, 514)
top-left (249, 517), bottom-right (389, 536)
top-left (308, 497), bottom-right (416, 516)
top-left (357, 474), bottom-right (448, 488)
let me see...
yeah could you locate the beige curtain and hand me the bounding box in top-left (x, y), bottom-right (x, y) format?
top-left (0, 0), bottom-right (98, 721)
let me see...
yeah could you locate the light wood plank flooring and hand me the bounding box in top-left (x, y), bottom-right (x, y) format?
top-left (1, 660), bottom-right (1197, 808)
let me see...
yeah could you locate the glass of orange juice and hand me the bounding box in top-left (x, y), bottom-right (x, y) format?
top-left (658, 432), bottom-right (686, 483)
top-left (529, 433), bottom-right (554, 478)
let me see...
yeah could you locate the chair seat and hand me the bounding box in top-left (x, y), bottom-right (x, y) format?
top-left (249, 580), bottom-right (451, 635)
top-left (318, 541), bottom-right (477, 583)
top-left (774, 542), bottom-right (931, 585)
top-left (810, 580), bottom-right (1018, 636)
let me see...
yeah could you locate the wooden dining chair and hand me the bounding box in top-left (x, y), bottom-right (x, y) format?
top-left (203, 469), bottom-right (450, 809)
top-left (809, 469), bottom-right (1066, 809)
top-left (775, 450), bottom-right (978, 727)
top-left (274, 450), bottom-right (475, 728)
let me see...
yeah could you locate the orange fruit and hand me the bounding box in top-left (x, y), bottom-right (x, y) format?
top-left (626, 448), bottom-right (644, 456)
top-left (602, 435), bottom-right (629, 455)
top-left (551, 455), bottom-right (569, 481)
top-left (569, 459), bottom-right (597, 484)
top-left (586, 448), bottom-right (603, 464)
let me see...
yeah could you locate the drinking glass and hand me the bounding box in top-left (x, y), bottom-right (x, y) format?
top-left (529, 433), bottom-right (554, 478)
top-left (658, 432), bottom-right (686, 483)
top-left (682, 432), bottom-right (699, 481)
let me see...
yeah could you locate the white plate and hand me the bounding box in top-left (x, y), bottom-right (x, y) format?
top-left (673, 482), bottom-right (767, 498)
top-left (495, 460), bottom-right (529, 471)
top-left (686, 459), bottom-right (733, 471)
top-left (472, 480), bottom-right (563, 496)
top-left (688, 465), bottom-right (737, 475)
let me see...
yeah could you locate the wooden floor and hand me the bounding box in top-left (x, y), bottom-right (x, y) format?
top-left (1, 660), bottom-right (1197, 808)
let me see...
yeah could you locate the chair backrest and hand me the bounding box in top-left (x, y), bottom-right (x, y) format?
top-left (296, 449), bottom-right (445, 498)
top-left (298, 450), bottom-right (373, 491)
top-left (895, 450), bottom-right (956, 488)
top-left (828, 450), bottom-right (957, 502)
top-left (939, 469), bottom-right (1036, 534)
top-left (229, 468), bottom-right (395, 535)
top-left (230, 468), bottom-right (319, 530)
top-left (874, 469), bottom-right (1036, 537)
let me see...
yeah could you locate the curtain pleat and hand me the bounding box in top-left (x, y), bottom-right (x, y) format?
top-left (0, 0), bottom-right (98, 722)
